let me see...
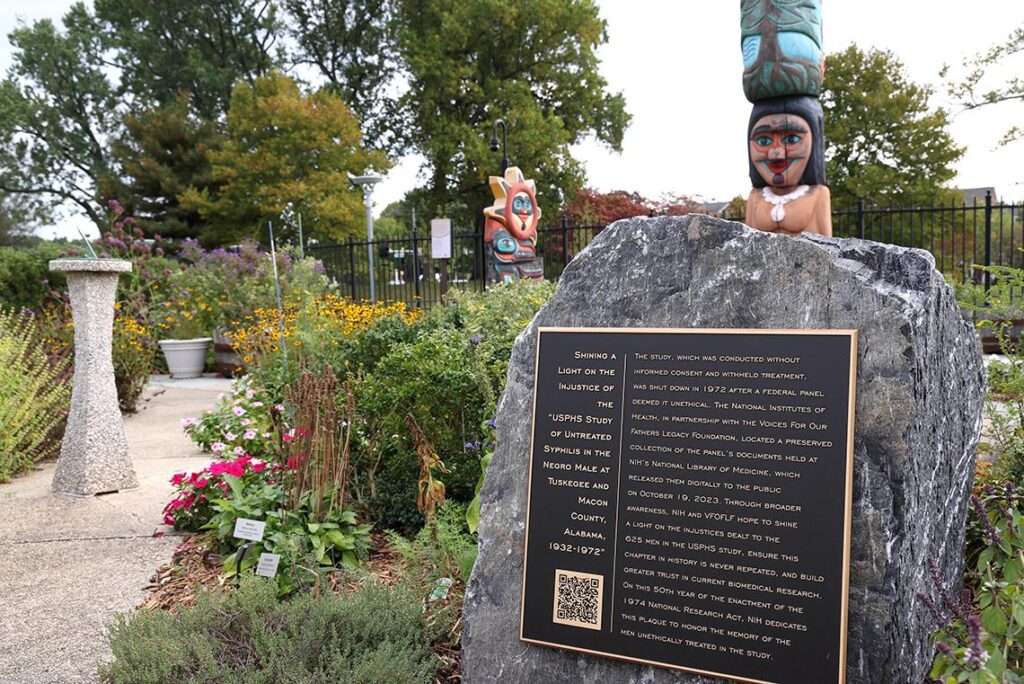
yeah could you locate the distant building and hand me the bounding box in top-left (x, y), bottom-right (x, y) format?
top-left (699, 201), bottom-right (732, 217)
top-left (959, 187), bottom-right (998, 205)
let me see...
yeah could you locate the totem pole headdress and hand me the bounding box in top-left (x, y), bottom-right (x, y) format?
top-left (741, 0), bottom-right (828, 186)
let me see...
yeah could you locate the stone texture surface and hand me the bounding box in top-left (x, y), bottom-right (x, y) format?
top-left (50, 259), bottom-right (138, 496)
top-left (462, 215), bottom-right (984, 684)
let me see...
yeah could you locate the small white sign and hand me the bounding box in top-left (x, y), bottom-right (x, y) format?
top-left (431, 218), bottom-right (452, 259)
top-left (233, 518), bottom-right (266, 542)
top-left (255, 553), bottom-right (281, 578)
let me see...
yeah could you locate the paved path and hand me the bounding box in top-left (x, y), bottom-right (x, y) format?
top-left (0, 376), bottom-right (230, 684)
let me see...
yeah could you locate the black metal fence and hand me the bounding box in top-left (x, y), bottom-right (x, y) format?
top-left (309, 194), bottom-right (1024, 308)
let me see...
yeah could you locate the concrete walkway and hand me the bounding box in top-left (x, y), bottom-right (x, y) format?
top-left (0, 376), bottom-right (231, 684)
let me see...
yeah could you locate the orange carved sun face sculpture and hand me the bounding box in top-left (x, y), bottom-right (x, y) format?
top-left (749, 113), bottom-right (813, 191)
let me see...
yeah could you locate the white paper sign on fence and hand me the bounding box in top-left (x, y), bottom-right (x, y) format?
top-left (233, 518), bottom-right (266, 542)
top-left (256, 553), bottom-right (281, 578)
top-left (431, 218), bottom-right (452, 259)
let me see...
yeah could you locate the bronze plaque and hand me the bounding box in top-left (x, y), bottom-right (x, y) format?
top-left (521, 328), bottom-right (857, 684)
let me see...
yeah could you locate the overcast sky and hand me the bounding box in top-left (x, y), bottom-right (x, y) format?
top-left (2, 1), bottom-right (1023, 239)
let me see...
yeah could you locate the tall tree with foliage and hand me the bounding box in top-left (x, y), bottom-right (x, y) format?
top-left (180, 72), bottom-right (387, 246)
top-left (944, 25), bottom-right (1024, 146)
top-left (0, 3), bottom-right (119, 228)
top-left (822, 45), bottom-right (964, 209)
top-left (283, 0), bottom-right (403, 153)
top-left (103, 95), bottom-right (224, 240)
top-left (394, 0), bottom-right (629, 227)
top-left (94, 0), bottom-right (282, 120)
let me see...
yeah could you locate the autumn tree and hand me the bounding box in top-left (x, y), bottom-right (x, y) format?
top-left (565, 189), bottom-right (651, 225)
top-left (394, 0), bottom-right (629, 227)
top-left (102, 95), bottom-right (225, 240)
top-left (180, 72), bottom-right (388, 246)
top-left (822, 45), bottom-right (963, 209)
top-left (0, 3), bottom-right (119, 228)
top-left (944, 24), bottom-right (1024, 146)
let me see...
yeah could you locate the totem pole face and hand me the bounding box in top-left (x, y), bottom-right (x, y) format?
top-left (749, 113), bottom-right (813, 189)
top-left (741, 0), bottom-right (824, 102)
top-left (505, 186), bottom-right (539, 243)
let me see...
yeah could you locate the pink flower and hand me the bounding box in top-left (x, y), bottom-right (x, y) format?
top-left (170, 472), bottom-right (186, 486)
top-left (283, 428), bottom-right (296, 443)
top-left (209, 461), bottom-right (230, 476)
top-left (233, 446), bottom-right (245, 456)
top-left (224, 432), bottom-right (237, 442)
top-left (180, 417), bottom-right (197, 429)
top-left (232, 406), bottom-right (246, 417)
top-left (245, 389), bottom-right (255, 399)
top-left (211, 442), bottom-right (226, 454)
top-left (273, 404), bottom-right (285, 413)
top-left (193, 477), bottom-right (208, 489)
top-left (250, 460), bottom-right (267, 474)
top-left (240, 418), bottom-right (252, 426)
top-left (223, 460), bottom-right (245, 477)
top-left (243, 430), bottom-right (257, 440)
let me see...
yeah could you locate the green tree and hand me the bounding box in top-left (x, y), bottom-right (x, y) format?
top-left (103, 96), bottom-right (224, 240)
top-left (0, 3), bottom-right (119, 228)
top-left (283, 0), bottom-right (403, 153)
top-left (180, 72), bottom-right (388, 246)
top-left (944, 25), bottom-right (1024, 146)
top-left (94, 0), bottom-right (282, 120)
top-left (394, 0), bottom-right (629, 227)
top-left (822, 45), bottom-right (964, 209)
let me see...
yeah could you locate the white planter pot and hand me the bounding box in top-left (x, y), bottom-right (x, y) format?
top-left (158, 338), bottom-right (212, 379)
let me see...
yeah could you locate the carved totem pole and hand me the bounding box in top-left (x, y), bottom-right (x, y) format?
top-left (741, 0), bottom-right (832, 236)
top-left (482, 167), bottom-right (545, 283)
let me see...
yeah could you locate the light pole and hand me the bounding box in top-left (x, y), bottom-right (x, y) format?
top-left (350, 172), bottom-right (384, 302)
top-left (490, 119), bottom-right (509, 173)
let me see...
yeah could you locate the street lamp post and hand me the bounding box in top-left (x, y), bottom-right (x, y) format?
top-left (490, 119), bottom-right (510, 173)
top-left (350, 173), bottom-right (384, 302)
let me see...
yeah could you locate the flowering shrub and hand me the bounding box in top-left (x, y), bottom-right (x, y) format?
top-left (229, 295), bottom-right (420, 367)
top-left (183, 376), bottom-right (281, 461)
top-left (162, 454), bottom-right (270, 531)
top-left (113, 313), bottom-right (156, 412)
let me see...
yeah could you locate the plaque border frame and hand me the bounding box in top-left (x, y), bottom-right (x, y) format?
top-left (518, 327), bottom-right (859, 684)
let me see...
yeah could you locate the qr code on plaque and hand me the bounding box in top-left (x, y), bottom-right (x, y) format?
top-left (553, 569), bottom-right (603, 631)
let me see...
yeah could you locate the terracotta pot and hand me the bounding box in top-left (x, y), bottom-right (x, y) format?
top-left (158, 338), bottom-right (212, 379)
top-left (213, 328), bottom-right (243, 378)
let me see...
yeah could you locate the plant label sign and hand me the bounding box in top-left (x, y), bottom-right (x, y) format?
top-left (520, 328), bottom-right (858, 684)
top-left (233, 518), bottom-right (266, 542)
top-left (256, 553), bottom-right (281, 578)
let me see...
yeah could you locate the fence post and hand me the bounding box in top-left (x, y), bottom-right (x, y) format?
top-left (347, 236), bottom-right (357, 300)
top-left (984, 190), bottom-right (993, 291)
top-left (478, 226), bottom-right (487, 291)
top-left (411, 222), bottom-right (422, 305)
top-left (561, 215), bottom-right (570, 273)
top-left (857, 199), bottom-right (866, 240)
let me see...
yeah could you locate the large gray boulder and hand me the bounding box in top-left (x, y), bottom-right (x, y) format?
top-left (462, 215), bottom-right (984, 684)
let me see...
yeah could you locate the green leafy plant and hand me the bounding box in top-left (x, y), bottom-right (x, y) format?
top-left (0, 309), bottom-right (71, 481)
top-left (100, 577), bottom-right (440, 684)
top-left (927, 482), bottom-right (1024, 682)
top-left (206, 471), bottom-right (372, 596)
